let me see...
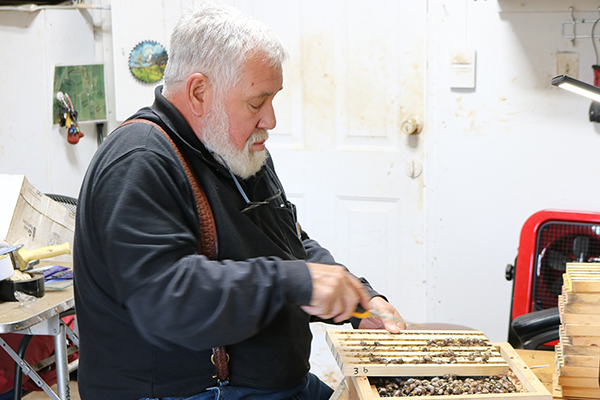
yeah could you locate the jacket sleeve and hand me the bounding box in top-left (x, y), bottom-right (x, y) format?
top-left (301, 234), bottom-right (387, 327)
top-left (88, 146), bottom-right (313, 351)
top-left (302, 236), bottom-right (381, 299)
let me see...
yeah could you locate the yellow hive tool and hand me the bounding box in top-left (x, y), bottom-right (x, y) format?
top-left (2, 242), bottom-right (71, 271)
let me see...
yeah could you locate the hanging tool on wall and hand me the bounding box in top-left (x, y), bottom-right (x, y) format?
top-left (56, 91), bottom-right (84, 144)
top-left (588, 16), bottom-right (600, 122)
top-left (590, 65), bottom-right (600, 122)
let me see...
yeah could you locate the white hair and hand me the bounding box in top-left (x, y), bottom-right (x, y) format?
top-left (163, 2), bottom-right (289, 97)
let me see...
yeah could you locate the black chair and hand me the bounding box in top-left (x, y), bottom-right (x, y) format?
top-left (510, 307), bottom-right (560, 350)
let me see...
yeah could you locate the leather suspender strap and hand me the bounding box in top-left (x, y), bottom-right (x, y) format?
top-left (119, 119), bottom-right (218, 260)
top-left (118, 119), bottom-right (229, 383)
top-left (211, 346), bottom-right (230, 383)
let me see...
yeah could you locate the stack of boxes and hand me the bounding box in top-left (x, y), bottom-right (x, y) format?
top-left (555, 262), bottom-right (600, 398)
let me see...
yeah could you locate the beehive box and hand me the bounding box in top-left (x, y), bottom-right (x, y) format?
top-left (326, 329), bottom-right (552, 400)
top-left (554, 263), bottom-right (600, 399)
top-left (555, 335), bottom-right (600, 398)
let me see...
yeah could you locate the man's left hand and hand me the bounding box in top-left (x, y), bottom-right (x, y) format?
top-left (357, 296), bottom-right (405, 333)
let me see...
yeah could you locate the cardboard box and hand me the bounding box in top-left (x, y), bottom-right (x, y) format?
top-left (0, 175), bottom-right (74, 263)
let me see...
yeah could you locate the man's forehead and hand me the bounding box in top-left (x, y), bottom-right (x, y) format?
top-left (240, 65), bottom-right (283, 98)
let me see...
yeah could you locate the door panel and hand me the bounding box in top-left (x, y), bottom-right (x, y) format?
top-left (336, 196), bottom-right (402, 296)
top-left (335, 0), bottom-right (402, 149)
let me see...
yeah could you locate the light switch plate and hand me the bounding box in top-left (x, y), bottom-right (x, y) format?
top-left (450, 49), bottom-right (476, 89)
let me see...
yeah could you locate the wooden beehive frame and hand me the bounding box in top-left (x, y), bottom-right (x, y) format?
top-left (327, 329), bottom-right (508, 377)
top-left (563, 263), bottom-right (600, 292)
top-left (562, 285), bottom-right (600, 305)
top-left (555, 340), bottom-right (600, 398)
top-left (556, 330), bottom-right (600, 375)
top-left (327, 330), bottom-right (552, 400)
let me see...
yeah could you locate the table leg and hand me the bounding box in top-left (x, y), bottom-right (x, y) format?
top-left (0, 336), bottom-right (60, 400)
top-left (54, 323), bottom-right (70, 400)
top-left (13, 335), bottom-right (32, 400)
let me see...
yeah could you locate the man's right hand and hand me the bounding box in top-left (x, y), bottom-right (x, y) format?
top-left (300, 263), bottom-right (371, 322)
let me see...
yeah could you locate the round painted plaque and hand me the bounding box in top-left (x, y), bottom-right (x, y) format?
top-left (129, 40), bottom-right (168, 84)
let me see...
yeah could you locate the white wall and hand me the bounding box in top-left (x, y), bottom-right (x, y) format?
top-left (0, 0), bottom-right (116, 198)
top-left (425, 0), bottom-right (600, 341)
top-left (2, 0), bottom-right (600, 344)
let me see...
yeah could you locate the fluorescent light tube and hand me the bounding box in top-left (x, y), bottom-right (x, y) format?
top-left (551, 74), bottom-right (600, 102)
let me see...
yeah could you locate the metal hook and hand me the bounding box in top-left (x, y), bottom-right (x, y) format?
top-left (571, 6), bottom-right (577, 45)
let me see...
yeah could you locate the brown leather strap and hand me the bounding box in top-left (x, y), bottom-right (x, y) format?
top-left (117, 119), bottom-right (228, 382)
top-left (119, 119), bottom-right (218, 260)
top-left (211, 346), bottom-right (230, 382)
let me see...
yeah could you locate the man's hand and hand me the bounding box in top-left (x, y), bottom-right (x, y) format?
top-left (358, 296), bottom-right (406, 333)
top-left (301, 263), bottom-right (371, 323)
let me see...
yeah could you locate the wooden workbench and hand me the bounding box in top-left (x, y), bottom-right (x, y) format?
top-left (0, 284), bottom-right (75, 400)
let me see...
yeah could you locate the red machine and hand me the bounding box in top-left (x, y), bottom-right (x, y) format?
top-left (507, 209), bottom-right (600, 347)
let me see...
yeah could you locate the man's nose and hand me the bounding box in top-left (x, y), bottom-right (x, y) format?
top-left (257, 102), bottom-right (277, 130)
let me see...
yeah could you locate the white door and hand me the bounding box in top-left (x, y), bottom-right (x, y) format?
top-left (247, 0), bottom-right (427, 322)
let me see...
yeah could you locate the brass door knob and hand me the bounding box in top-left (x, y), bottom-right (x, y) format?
top-left (401, 116), bottom-right (423, 135)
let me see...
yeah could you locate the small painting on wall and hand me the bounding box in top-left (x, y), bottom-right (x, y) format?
top-left (129, 40), bottom-right (168, 84)
top-left (53, 64), bottom-right (107, 124)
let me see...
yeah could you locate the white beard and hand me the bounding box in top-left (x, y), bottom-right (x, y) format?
top-left (201, 100), bottom-right (268, 179)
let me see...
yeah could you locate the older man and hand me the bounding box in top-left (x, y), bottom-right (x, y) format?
top-left (74, 3), bottom-right (403, 400)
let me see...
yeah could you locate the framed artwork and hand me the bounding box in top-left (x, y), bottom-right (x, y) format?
top-left (53, 64), bottom-right (107, 124)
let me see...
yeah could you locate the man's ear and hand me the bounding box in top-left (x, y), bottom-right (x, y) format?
top-left (186, 73), bottom-right (211, 117)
